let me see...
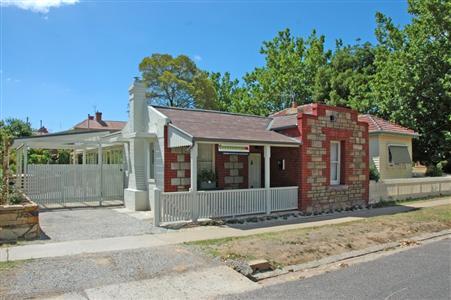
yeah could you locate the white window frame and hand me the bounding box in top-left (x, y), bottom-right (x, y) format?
top-left (330, 141), bottom-right (341, 185)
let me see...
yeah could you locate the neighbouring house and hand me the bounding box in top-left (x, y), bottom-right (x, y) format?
top-left (73, 112), bottom-right (126, 132)
top-left (71, 112), bottom-right (126, 164)
top-left (358, 114), bottom-right (419, 179)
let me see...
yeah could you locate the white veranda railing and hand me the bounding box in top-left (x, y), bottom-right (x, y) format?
top-left (155, 186), bottom-right (298, 225)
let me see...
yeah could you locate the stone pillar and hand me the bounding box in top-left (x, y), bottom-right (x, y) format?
top-left (124, 79), bottom-right (150, 211)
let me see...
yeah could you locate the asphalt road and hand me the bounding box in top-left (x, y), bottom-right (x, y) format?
top-left (221, 239), bottom-right (451, 300)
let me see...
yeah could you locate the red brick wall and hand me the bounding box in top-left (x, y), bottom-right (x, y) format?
top-left (163, 126), bottom-right (190, 192)
top-left (270, 147), bottom-right (299, 187)
top-left (296, 104), bottom-right (369, 213)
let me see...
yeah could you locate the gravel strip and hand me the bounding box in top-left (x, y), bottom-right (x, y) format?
top-left (0, 244), bottom-right (218, 298)
top-left (37, 207), bottom-right (169, 242)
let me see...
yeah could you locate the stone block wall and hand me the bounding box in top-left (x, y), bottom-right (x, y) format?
top-left (297, 104), bottom-right (369, 213)
top-left (0, 200), bottom-right (40, 242)
top-left (216, 145), bottom-right (248, 189)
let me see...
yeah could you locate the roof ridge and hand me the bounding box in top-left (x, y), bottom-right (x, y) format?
top-left (152, 105), bottom-right (270, 120)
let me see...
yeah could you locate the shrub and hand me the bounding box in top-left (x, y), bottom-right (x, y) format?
top-left (369, 163), bottom-right (380, 182)
top-left (441, 159), bottom-right (451, 174)
top-left (198, 169), bottom-right (216, 182)
top-left (425, 163), bottom-right (443, 177)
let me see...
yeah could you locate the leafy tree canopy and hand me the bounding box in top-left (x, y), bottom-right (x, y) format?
top-left (371, 0), bottom-right (450, 164)
top-left (139, 54), bottom-right (216, 109)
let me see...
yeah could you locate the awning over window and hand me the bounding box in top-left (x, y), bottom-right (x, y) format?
top-left (389, 145), bottom-right (411, 164)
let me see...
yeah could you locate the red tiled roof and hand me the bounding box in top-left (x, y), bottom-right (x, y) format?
top-left (73, 119), bottom-right (126, 131)
top-left (154, 106), bottom-right (300, 145)
top-left (358, 114), bottom-right (418, 136)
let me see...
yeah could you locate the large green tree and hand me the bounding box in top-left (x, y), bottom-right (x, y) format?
top-left (139, 54), bottom-right (217, 109)
top-left (315, 40), bottom-right (376, 112)
top-left (371, 0), bottom-right (451, 165)
top-left (242, 29), bottom-right (331, 115)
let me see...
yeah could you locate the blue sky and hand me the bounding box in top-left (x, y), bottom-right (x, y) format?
top-left (1, 0), bottom-right (410, 132)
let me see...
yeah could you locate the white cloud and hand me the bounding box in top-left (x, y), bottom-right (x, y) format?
top-left (194, 55), bottom-right (202, 62)
top-left (1, 0), bottom-right (79, 13)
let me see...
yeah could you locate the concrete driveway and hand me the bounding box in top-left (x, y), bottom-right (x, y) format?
top-left (38, 206), bottom-right (169, 242)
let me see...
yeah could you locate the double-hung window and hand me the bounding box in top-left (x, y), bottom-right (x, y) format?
top-left (148, 142), bottom-right (155, 181)
top-left (330, 141), bottom-right (341, 185)
top-left (198, 143), bottom-right (214, 172)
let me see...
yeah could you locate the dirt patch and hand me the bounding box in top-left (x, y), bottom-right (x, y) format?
top-left (188, 205), bottom-right (451, 268)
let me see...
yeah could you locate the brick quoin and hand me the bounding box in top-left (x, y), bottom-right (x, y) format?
top-left (163, 126), bottom-right (190, 192)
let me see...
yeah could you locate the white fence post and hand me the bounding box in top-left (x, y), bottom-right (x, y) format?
top-left (98, 143), bottom-right (103, 206)
top-left (190, 143), bottom-right (199, 222)
top-left (264, 145), bottom-right (271, 214)
top-left (23, 145), bottom-right (28, 192)
top-left (153, 188), bottom-right (161, 226)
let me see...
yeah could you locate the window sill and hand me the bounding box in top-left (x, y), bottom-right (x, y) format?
top-left (328, 185), bottom-right (348, 191)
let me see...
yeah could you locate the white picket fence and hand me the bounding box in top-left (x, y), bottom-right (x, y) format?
top-left (24, 164), bottom-right (124, 205)
top-left (155, 186), bottom-right (298, 225)
top-left (369, 176), bottom-right (451, 204)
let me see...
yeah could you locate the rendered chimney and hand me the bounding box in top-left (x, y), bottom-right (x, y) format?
top-left (95, 112), bottom-right (102, 121)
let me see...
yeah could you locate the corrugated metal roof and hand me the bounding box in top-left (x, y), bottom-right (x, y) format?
top-left (153, 106), bottom-right (300, 145)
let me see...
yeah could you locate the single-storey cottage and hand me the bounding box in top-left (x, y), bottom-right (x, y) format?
top-left (358, 115), bottom-right (418, 179)
top-left (123, 79), bottom-right (369, 215)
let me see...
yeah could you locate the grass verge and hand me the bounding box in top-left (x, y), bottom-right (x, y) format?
top-left (187, 205), bottom-right (451, 268)
top-left (0, 260), bottom-right (23, 272)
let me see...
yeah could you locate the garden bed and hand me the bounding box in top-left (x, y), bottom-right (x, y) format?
top-left (0, 192), bottom-right (40, 242)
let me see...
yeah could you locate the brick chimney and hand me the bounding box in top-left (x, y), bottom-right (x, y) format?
top-left (88, 114), bottom-right (94, 120)
top-left (95, 112), bottom-right (102, 122)
top-left (291, 101), bottom-right (298, 109)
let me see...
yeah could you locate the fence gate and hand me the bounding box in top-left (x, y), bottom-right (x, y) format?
top-left (24, 164), bottom-right (124, 206)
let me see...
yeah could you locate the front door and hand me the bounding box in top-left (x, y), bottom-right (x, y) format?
top-left (248, 153), bottom-right (261, 188)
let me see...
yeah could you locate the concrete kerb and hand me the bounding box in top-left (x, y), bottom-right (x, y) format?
top-left (252, 229), bottom-right (451, 281)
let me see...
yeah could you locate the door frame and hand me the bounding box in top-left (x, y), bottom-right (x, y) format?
top-left (248, 153), bottom-right (262, 188)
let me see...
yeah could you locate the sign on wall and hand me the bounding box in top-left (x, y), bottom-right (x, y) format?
top-left (218, 144), bottom-right (250, 153)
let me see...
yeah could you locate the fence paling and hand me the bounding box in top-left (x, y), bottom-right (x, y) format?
top-left (369, 177), bottom-right (451, 203)
top-left (24, 164), bottom-right (123, 205)
top-left (158, 186), bottom-right (298, 224)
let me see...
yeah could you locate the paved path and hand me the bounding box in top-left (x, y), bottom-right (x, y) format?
top-left (220, 239), bottom-right (451, 300)
top-left (1, 197), bottom-right (449, 262)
